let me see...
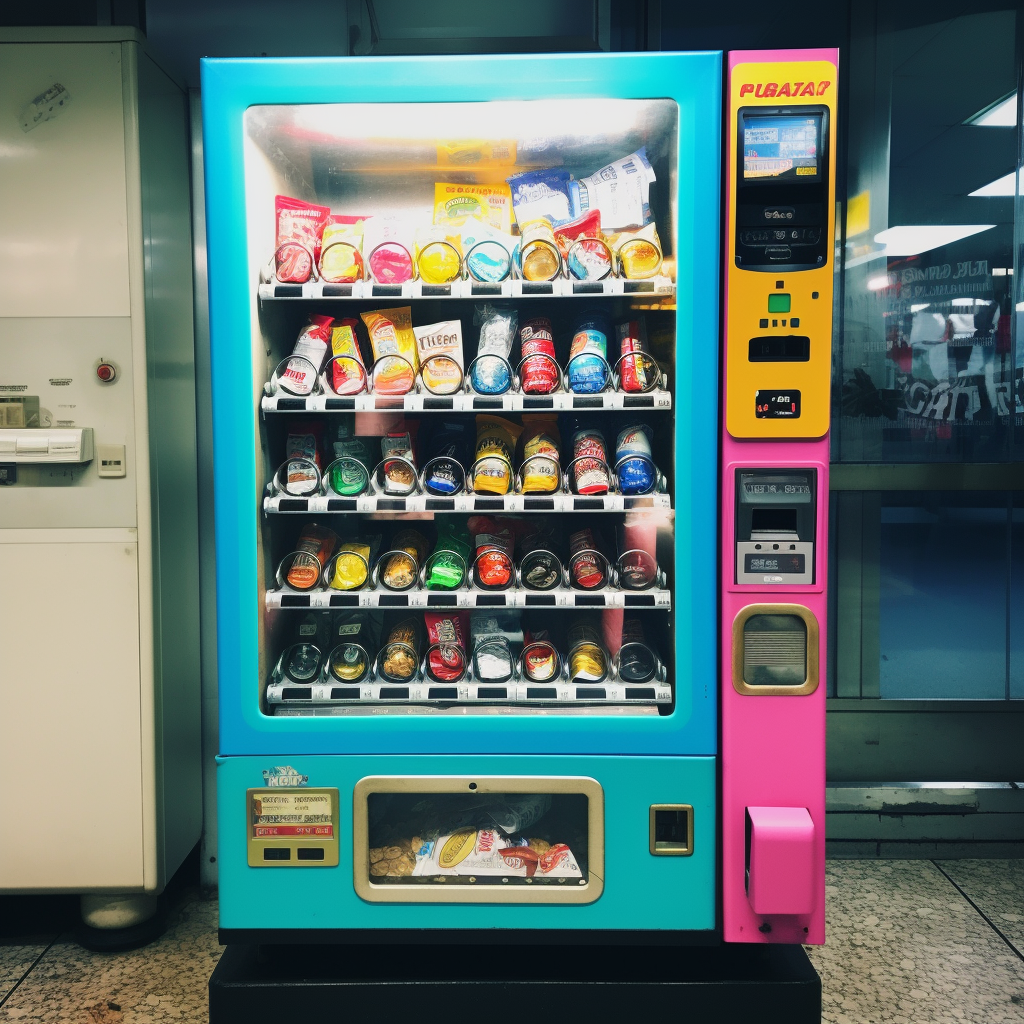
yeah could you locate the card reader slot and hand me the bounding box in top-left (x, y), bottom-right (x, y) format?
top-left (748, 335), bottom-right (810, 362)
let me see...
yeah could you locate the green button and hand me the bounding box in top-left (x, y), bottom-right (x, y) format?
top-left (768, 293), bottom-right (791, 313)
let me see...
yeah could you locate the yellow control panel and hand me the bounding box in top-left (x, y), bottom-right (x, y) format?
top-left (725, 58), bottom-right (838, 439)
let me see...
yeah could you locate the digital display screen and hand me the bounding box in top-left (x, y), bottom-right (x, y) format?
top-left (743, 115), bottom-right (821, 181)
top-left (740, 473), bottom-right (813, 504)
top-left (745, 553), bottom-right (806, 575)
top-left (755, 390), bottom-right (801, 418)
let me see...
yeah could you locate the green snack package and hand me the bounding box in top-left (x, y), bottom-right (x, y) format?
top-left (425, 519), bottom-right (472, 590)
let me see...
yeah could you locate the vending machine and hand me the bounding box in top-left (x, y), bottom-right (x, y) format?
top-left (202, 46), bottom-right (833, 972)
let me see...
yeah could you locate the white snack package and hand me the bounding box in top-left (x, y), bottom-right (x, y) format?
top-left (577, 148), bottom-right (657, 230)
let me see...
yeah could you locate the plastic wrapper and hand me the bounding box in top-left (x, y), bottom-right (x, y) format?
top-left (519, 318), bottom-right (559, 394)
top-left (618, 618), bottom-right (658, 683)
top-left (619, 513), bottom-right (659, 589)
top-left (462, 219), bottom-right (515, 283)
top-left (380, 529), bottom-right (429, 590)
top-left (470, 516), bottom-right (515, 588)
top-left (470, 305), bottom-right (517, 394)
top-left (522, 639), bottom-right (559, 681)
top-left (286, 523), bottom-right (338, 589)
top-left (520, 419), bottom-right (561, 494)
top-left (472, 415), bottom-right (521, 495)
top-left (433, 183), bottom-right (512, 233)
top-left (425, 611), bottom-right (468, 682)
top-left (607, 223), bottom-right (663, 280)
top-left (425, 519), bottom-right (471, 590)
top-left (568, 527), bottom-right (606, 589)
top-left (327, 611), bottom-right (376, 683)
top-left (414, 225), bottom-right (462, 284)
top-left (554, 210), bottom-right (612, 281)
top-left (281, 315), bottom-right (333, 395)
top-left (406, 830), bottom-right (580, 879)
top-left (280, 643), bottom-right (322, 684)
top-left (507, 167), bottom-right (579, 227)
top-left (567, 619), bottom-right (607, 682)
top-left (571, 428), bottom-right (610, 495)
top-left (517, 219), bottom-right (562, 282)
top-left (329, 319), bottom-right (367, 395)
top-left (576, 148), bottom-right (656, 230)
top-left (414, 320), bottom-right (464, 395)
top-left (423, 421), bottom-right (469, 495)
top-left (379, 616), bottom-right (424, 682)
top-left (363, 217), bottom-right (415, 284)
top-left (329, 436), bottom-right (372, 496)
top-left (285, 421), bottom-right (323, 493)
top-left (615, 424), bottom-right (655, 495)
top-left (319, 216), bottom-right (364, 283)
top-left (517, 520), bottom-right (563, 591)
top-left (381, 432), bottom-right (417, 494)
top-left (329, 535), bottom-right (380, 591)
top-left (361, 307), bottom-right (418, 394)
top-left (471, 610), bottom-right (521, 682)
top-left (616, 317), bottom-right (650, 393)
top-left (274, 195), bottom-right (329, 283)
top-left (567, 309), bottom-right (611, 393)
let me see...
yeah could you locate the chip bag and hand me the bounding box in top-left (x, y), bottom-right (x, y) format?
top-left (361, 307), bottom-right (418, 394)
top-left (275, 195), bottom-right (330, 283)
top-left (414, 320), bottom-right (464, 395)
top-left (329, 535), bottom-right (380, 591)
top-left (472, 415), bottom-right (522, 495)
top-left (433, 182), bottom-right (513, 233)
top-left (520, 418), bottom-right (561, 494)
top-left (319, 216), bottom-right (365, 283)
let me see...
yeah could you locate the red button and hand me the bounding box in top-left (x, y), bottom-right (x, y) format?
top-left (97, 363), bottom-right (116, 382)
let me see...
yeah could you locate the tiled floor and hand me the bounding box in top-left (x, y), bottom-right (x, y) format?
top-left (1, 861), bottom-right (1022, 1023)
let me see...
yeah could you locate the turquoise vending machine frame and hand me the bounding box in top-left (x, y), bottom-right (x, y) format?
top-left (203, 51), bottom-right (722, 939)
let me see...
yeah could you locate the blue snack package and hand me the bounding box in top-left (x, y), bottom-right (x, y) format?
top-left (507, 168), bottom-right (581, 228)
top-left (470, 305), bottom-right (517, 394)
top-left (567, 309), bottom-right (612, 393)
top-left (615, 424), bottom-right (656, 494)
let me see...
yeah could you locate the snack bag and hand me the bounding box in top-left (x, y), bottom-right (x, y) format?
top-left (329, 535), bottom-right (380, 591)
top-left (568, 527), bottom-right (606, 589)
top-left (329, 318), bottom-right (368, 395)
top-left (412, 831), bottom-right (582, 879)
top-left (319, 216), bottom-right (365, 283)
top-left (567, 310), bottom-right (611, 393)
top-left (459, 218), bottom-right (515, 283)
top-left (615, 424), bottom-right (656, 494)
top-left (472, 415), bottom-right (522, 495)
top-left (361, 307), bottom-right (418, 394)
top-left (381, 432), bottom-right (417, 495)
top-left (285, 421), bottom-right (323, 494)
top-left (363, 216), bottom-right (415, 284)
top-left (519, 318), bottom-right (559, 394)
top-left (433, 183), bottom-right (513, 233)
top-left (554, 210), bottom-right (612, 281)
top-left (617, 317), bottom-right (650, 393)
top-left (425, 611), bottom-right (469, 682)
top-left (414, 320), bottom-right (464, 395)
top-left (520, 418), bottom-right (561, 494)
top-left (469, 516), bottom-right (515, 588)
top-left (286, 524), bottom-right (339, 590)
top-left (576, 148), bottom-right (656, 230)
top-left (380, 529), bottom-right (429, 590)
top-left (436, 139), bottom-right (517, 168)
top-left (425, 519), bottom-right (472, 590)
top-left (379, 616), bottom-right (424, 681)
top-left (423, 421), bottom-right (469, 496)
top-left (567, 618), bottom-right (608, 682)
top-left (414, 225), bottom-right (462, 284)
top-left (506, 168), bottom-right (580, 227)
top-left (571, 428), bottom-right (610, 495)
top-left (274, 195), bottom-right (330, 283)
top-left (280, 314), bottom-right (333, 395)
top-left (606, 222), bottom-right (663, 279)
top-left (470, 305), bottom-right (518, 395)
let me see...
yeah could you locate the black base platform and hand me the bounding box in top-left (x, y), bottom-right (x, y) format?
top-left (210, 941), bottom-right (821, 1023)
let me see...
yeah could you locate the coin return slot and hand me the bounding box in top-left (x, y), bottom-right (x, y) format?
top-left (263, 848), bottom-right (291, 861)
top-left (296, 848), bottom-right (325, 861)
top-left (649, 805), bottom-right (693, 856)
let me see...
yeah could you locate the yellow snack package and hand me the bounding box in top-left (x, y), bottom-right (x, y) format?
top-left (473, 415), bottom-right (522, 496)
top-left (606, 222), bottom-right (663, 280)
top-left (414, 320), bottom-right (464, 395)
top-left (433, 183), bottom-right (513, 234)
top-left (414, 225), bottom-right (463, 285)
top-left (360, 306), bottom-right (418, 394)
top-left (319, 217), bottom-right (364, 283)
top-left (435, 140), bottom-right (517, 168)
top-left (330, 539), bottom-right (373, 591)
top-left (521, 418), bottom-right (561, 494)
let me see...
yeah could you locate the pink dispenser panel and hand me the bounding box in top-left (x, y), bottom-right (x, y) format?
top-left (746, 806), bottom-right (816, 916)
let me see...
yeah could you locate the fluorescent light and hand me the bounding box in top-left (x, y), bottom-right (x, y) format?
top-left (965, 92), bottom-right (1017, 127)
top-left (969, 169), bottom-right (1020, 197)
top-left (951, 298), bottom-right (974, 306)
top-left (993, 267), bottom-right (1007, 276)
top-left (910, 304), bottom-right (930, 312)
top-left (874, 225), bottom-right (995, 256)
top-left (867, 275), bottom-right (889, 291)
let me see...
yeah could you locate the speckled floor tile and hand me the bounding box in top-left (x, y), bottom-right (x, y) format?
top-left (807, 860), bottom-right (1024, 1024)
top-left (0, 948), bottom-right (47, 1004)
top-left (936, 860), bottom-right (1024, 958)
top-left (0, 891), bottom-right (219, 1024)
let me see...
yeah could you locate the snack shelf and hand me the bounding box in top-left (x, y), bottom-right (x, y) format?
top-left (265, 585), bottom-right (672, 611)
top-left (266, 682), bottom-right (672, 706)
top-left (257, 277), bottom-right (676, 302)
top-left (261, 388), bottom-right (672, 413)
top-left (262, 492), bottom-right (672, 514)
top-left (272, 703), bottom-right (659, 716)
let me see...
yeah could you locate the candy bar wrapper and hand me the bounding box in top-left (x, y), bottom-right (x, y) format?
top-left (412, 829), bottom-right (582, 878)
top-left (275, 195), bottom-right (330, 283)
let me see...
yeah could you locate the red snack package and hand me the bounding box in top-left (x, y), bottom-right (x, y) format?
top-left (519, 318), bottom-right (559, 395)
top-left (425, 611), bottom-right (468, 682)
top-left (569, 527), bottom-right (606, 589)
top-left (539, 843), bottom-right (572, 874)
top-left (275, 195), bottom-right (330, 283)
top-left (552, 210), bottom-right (602, 258)
top-left (572, 429), bottom-right (610, 495)
top-left (468, 516), bottom-right (515, 588)
top-left (498, 846), bottom-right (540, 876)
top-left (617, 317), bottom-right (650, 393)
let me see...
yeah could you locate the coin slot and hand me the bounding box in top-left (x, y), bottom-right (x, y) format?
top-left (264, 848), bottom-right (291, 861)
top-left (296, 848), bottom-right (325, 861)
top-left (650, 805), bottom-right (693, 856)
